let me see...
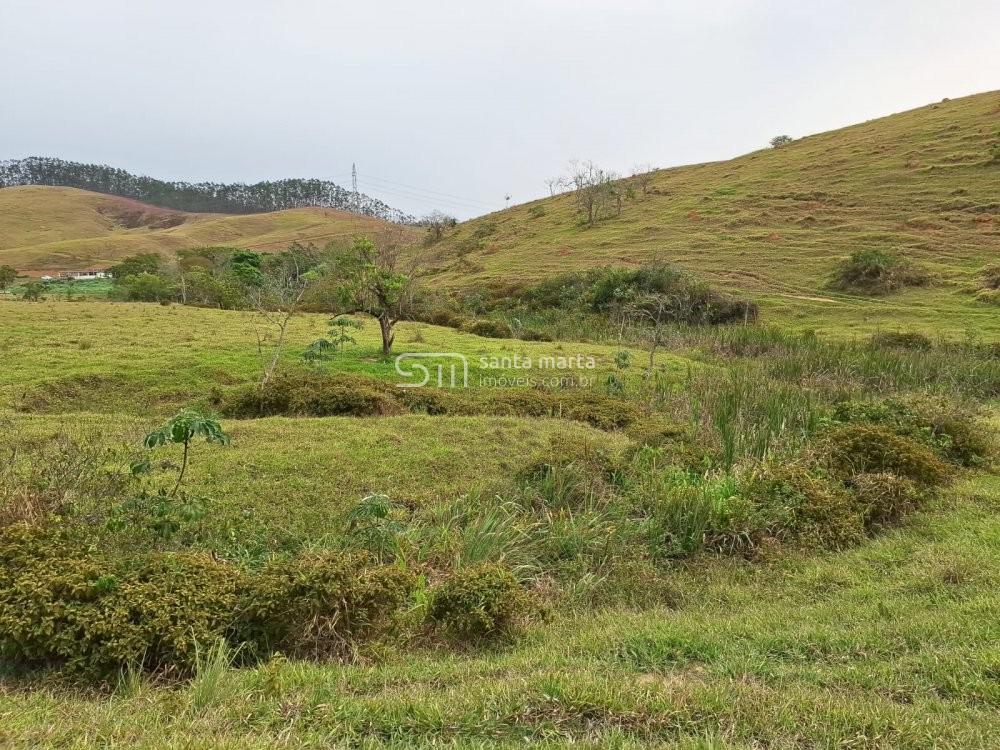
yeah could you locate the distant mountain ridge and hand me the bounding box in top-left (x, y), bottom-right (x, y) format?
top-left (0, 156), bottom-right (415, 224)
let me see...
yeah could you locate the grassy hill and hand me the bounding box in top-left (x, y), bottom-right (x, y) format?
top-left (430, 90), bottom-right (1000, 337)
top-left (0, 186), bottom-right (412, 271)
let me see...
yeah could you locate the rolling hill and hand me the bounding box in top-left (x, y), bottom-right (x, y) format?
top-left (2, 91), bottom-right (998, 335)
top-left (427, 90), bottom-right (1000, 337)
top-left (0, 186), bottom-right (416, 272)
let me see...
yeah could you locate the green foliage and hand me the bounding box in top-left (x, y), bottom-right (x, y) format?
top-left (21, 280), bottom-right (46, 301)
top-left (527, 205), bottom-right (546, 218)
top-left (428, 563), bottom-right (535, 639)
top-left (980, 264), bottom-right (1000, 290)
top-left (770, 135), bottom-right (794, 148)
top-left (219, 373), bottom-right (402, 418)
top-left (830, 397), bottom-right (993, 467)
top-left (486, 389), bottom-right (642, 430)
top-left (236, 550), bottom-right (416, 659)
top-left (511, 263), bottom-right (758, 326)
top-left (847, 472), bottom-right (921, 533)
top-left (870, 330), bottom-right (932, 351)
top-left (345, 493), bottom-right (409, 561)
top-left (143, 410), bottom-right (230, 451)
top-left (747, 464), bottom-right (865, 550)
top-left (0, 526), bottom-right (237, 676)
top-left (0, 526), bottom-right (417, 676)
top-left (821, 423), bottom-right (952, 487)
top-left (520, 328), bottom-right (553, 342)
top-left (831, 249), bottom-right (930, 295)
top-left (109, 253), bottom-right (160, 281)
top-left (304, 316), bottom-right (364, 365)
top-left (0, 265), bottom-right (16, 288)
top-left (462, 318), bottom-right (514, 339)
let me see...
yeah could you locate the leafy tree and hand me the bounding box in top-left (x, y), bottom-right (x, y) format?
top-left (22, 281), bottom-right (46, 302)
top-left (0, 265), bottom-right (16, 289)
top-left (116, 272), bottom-right (174, 302)
top-left (770, 135), bottom-right (794, 148)
top-left (329, 232), bottom-right (416, 356)
top-left (109, 253), bottom-right (161, 280)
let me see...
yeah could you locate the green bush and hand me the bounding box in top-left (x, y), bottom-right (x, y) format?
top-left (0, 527), bottom-right (416, 676)
top-left (422, 308), bottom-right (465, 328)
top-left (747, 465), bottom-right (864, 550)
top-left (870, 331), bottom-right (932, 351)
top-left (486, 390), bottom-right (641, 430)
top-left (980, 264), bottom-right (1000, 291)
top-left (520, 328), bottom-right (553, 342)
top-left (626, 418), bottom-right (688, 449)
top-left (219, 373), bottom-right (402, 418)
top-left (428, 563), bottom-right (535, 639)
top-left (527, 205), bottom-right (546, 219)
top-left (396, 388), bottom-right (473, 416)
top-left (830, 398), bottom-right (992, 467)
top-left (847, 472), bottom-right (921, 532)
top-left (237, 551), bottom-right (416, 659)
top-left (462, 319), bottom-right (514, 339)
top-left (830, 249), bottom-right (930, 295)
top-left (0, 526), bottom-right (238, 676)
top-left (821, 423), bottom-right (952, 487)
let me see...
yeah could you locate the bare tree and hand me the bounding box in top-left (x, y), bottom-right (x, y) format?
top-left (421, 210), bottom-right (457, 243)
top-left (544, 177), bottom-right (566, 197)
top-left (568, 160), bottom-right (619, 226)
top-left (244, 262), bottom-right (312, 387)
top-left (631, 163), bottom-right (655, 195)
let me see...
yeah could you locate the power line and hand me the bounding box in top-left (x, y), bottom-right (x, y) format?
top-left (358, 172), bottom-right (496, 208)
top-left (358, 181), bottom-right (495, 214)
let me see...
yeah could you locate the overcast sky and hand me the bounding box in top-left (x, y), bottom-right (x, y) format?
top-left (2, 0), bottom-right (998, 219)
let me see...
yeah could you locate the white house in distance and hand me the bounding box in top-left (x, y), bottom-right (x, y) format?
top-left (57, 270), bottom-right (110, 281)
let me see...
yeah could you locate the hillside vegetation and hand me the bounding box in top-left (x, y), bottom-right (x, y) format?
top-left (427, 91), bottom-right (1000, 337)
top-left (0, 157), bottom-right (414, 222)
top-left (0, 186), bottom-right (414, 271)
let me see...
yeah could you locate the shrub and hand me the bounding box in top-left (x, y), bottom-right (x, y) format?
top-left (746, 465), bottom-right (864, 550)
top-left (830, 249), bottom-right (930, 295)
top-left (396, 388), bottom-right (473, 416)
top-left (821, 424), bottom-right (952, 487)
top-left (219, 373), bottom-right (402, 418)
top-left (831, 397), bottom-right (993, 467)
top-left (626, 418), bottom-right (688, 449)
top-left (847, 472), bottom-right (921, 532)
top-left (527, 205), bottom-right (546, 218)
top-left (427, 563), bottom-right (535, 639)
top-left (0, 526), bottom-right (238, 676)
top-left (237, 551), bottom-right (416, 659)
top-left (486, 390), bottom-right (641, 430)
top-left (980, 264), bottom-right (1000, 290)
top-left (521, 328), bottom-right (553, 342)
top-left (870, 331), bottom-right (932, 351)
top-left (423, 308), bottom-right (464, 328)
top-left (462, 319), bottom-right (514, 339)
top-left (508, 263), bottom-right (758, 326)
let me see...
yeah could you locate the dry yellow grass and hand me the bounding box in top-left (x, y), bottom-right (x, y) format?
top-left (0, 186), bottom-right (412, 271)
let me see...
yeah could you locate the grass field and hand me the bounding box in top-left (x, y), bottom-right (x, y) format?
top-left (0, 473), bottom-right (996, 748)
